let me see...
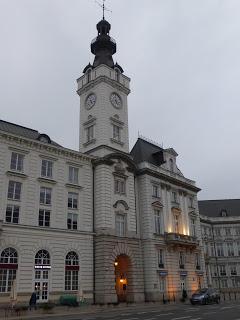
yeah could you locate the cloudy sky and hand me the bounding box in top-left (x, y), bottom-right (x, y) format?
top-left (1, 0), bottom-right (240, 200)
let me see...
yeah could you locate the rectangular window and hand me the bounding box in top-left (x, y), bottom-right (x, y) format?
top-left (230, 264), bottom-right (237, 276)
top-left (179, 252), bottom-right (185, 269)
top-left (221, 279), bottom-right (228, 288)
top-left (68, 192), bottom-right (78, 209)
top-left (219, 265), bottom-right (226, 276)
top-left (236, 227), bottom-right (240, 235)
top-left (0, 269), bottom-right (16, 292)
top-left (171, 191), bottom-right (178, 203)
top-left (227, 242), bottom-right (234, 256)
top-left (190, 218), bottom-right (196, 237)
top-left (188, 196), bottom-right (194, 208)
top-left (152, 185), bottom-right (160, 198)
top-left (68, 166), bottom-right (79, 184)
top-left (67, 213), bottom-right (78, 230)
top-left (159, 277), bottom-right (165, 292)
top-left (237, 242), bottom-right (240, 256)
top-left (86, 125), bottom-right (94, 142)
top-left (210, 243), bottom-right (215, 257)
top-left (195, 253), bottom-right (201, 270)
top-left (154, 209), bottom-right (162, 235)
top-left (65, 270), bottom-right (78, 291)
top-left (113, 125), bottom-right (121, 141)
top-left (39, 209), bottom-right (50, 227)
top-left (10, 152), bottom-right (24, 171)
top-left (216, 243), bottom-right (224, 257)
top-left (211, 265), bottom-right (218, 277)
top-left (158, 249), bottom-right (164, 268)
top-left (115, 214), bottom-right (126, 237)
top-left (41, 160), bottom-right (53, 178)
top-left (225, 228), bottom-right (231, 236)
top-left (214, 228), bottom-right (221, 237)
top-left (114, 178), bottom-right (126, 194)
top-left (7, 181), bottom-right (22, 200)
top-left (173, 214), bottom-right (180, 234)
top-left (5, 205), bottom-right (19, 224)
top-left (40, 187), bottom-right (52, 205)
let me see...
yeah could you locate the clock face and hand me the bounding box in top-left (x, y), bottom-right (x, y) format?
top-left (85, 93), bottom-right (96, 109)
top-left (110, 93), bottom-right (122, 109)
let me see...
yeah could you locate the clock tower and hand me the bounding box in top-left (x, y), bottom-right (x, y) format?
top-left (77, 18), bottom-right (130, 156)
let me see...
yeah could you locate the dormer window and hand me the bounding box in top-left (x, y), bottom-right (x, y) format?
top-left (221, 210), bottom-right (227, 217)
top-left (169, 158), bottom-right (174, 172)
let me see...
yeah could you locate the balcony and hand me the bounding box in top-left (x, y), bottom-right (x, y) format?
top-left (164, 232), bottom-right (199, 248)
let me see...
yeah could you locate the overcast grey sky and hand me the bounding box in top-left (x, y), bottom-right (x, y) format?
top-left (0, 0), bottom-right (240, 200)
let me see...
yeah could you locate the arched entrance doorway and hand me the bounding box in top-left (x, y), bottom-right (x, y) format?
top-left (114, 254), bottom-right (132, 302)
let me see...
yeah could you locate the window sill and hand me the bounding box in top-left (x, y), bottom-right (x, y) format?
top-left (7, 198), bottom-right (21, 202)
top-left (6, 171), bottom-right (27, 179)
top-left (111, 138), bottom-right (124, 146)
top-left (65, 183), bottom-right (83, 190)
top-left (39, 203), bottom-right (52, 207)
top-left (38, 177), bottom-right (57, 184)
top-left (83, 139), bottom-right (96, 147)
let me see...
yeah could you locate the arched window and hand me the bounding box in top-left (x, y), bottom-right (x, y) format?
top-left (35, 250), bottom-right (50, 265)
top-left (0, 247), bottom-right (18, 292)
top-left (65, 251), bottom-right (79, 291)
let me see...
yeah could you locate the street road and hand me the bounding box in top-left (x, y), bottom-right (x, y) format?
top-left (41, 303), bottom-right (240, 320)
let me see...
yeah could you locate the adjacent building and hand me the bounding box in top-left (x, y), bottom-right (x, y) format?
top-left (0, 17), bottom-right (205, 304)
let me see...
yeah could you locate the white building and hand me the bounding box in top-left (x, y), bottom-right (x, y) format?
top-left (0, 17), bottom-right (204, 304)
top-left (199, 199), bottom-right (240, 291)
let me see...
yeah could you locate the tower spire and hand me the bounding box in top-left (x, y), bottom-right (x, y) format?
top-left (95, 0), bottom-right (112, 20)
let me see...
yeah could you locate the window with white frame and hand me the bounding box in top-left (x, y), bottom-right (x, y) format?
top-left (219, 265), bottom-right (226, 276)
top-left (154, 208), bottom-right (163, 235)
top-left (67, 213), bottom-right (78, 230)
top-left (179, 252), bottom-right (185, 269)
top-left (157, 249), bottom-right (164, 268)
top-left (7, 181), bottom-right (22, 201)
top-left (115, 213), bottom-right (126, 237)
top-left (227, 242), bottom-right (234, 256)
top-left (41, 159), bottom-right (53, 178)
top-left (86, 125), bottom-right (94, 143)
top-left (65, 251), bottom-right (79, 291)
top-left (112, 124), bottom-right (121, 142)
top-left (159, 277), bottom-right (166, 292)
top-left (39, 209), bottom-right (50, 227)
top-left (190, 217), bottom-right (196, 237)
top-left (10, 152), bottom-right (24, 172)
top-left (0, 248), bottom-right (18, 293)
top-left (68, 192), bottom-right (78, 209)
top-left (68, 166), bottom-right (79, 184)
top-left (114, 177), bottom-right (126, 194)
top-left (216, 243), bottom-right (224, 257)
top-left (5, 205), bottom-right (19, 224)
top-left (230, 264), bottom-right (237, 276)
top-left (40, 187), bottom-right (52, 205)
top-left (152, 185), bottom-right (160, 198)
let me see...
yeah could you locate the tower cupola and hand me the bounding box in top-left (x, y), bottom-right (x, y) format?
top-left (91, 19), bottom-right (116, 68)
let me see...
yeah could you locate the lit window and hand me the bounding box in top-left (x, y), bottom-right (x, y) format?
top-left (39, 209), bottom-right (50, 227)
top-left (7, 181), bottom-right (22, 200)
top-left (154, 209), bottom-right (163, 235)
top-left (68, 167), bottom-right (79, 184)
top-left (65, 252), bottom-right (79, 291)
top-left (0, 248), bottom-right (18, 293)
top-left (86, 125), bottom-right (94, 143)
top-left (115, 214), bottom-right (126, 237)
top-left (41, 160), bottom-right (53, 178)
top-left (113, 125), bottom-right (121, 142)
top-left (5, 205), bottom-right (19, 224)
top-left (40, 187), bottom-right (52, 205)
top-left (67, 213), bottom-right (78, 230)
top-left (114, 177), bottom-right (126, 194)
top-left (10, 152), bottom-right (24, 172)
top-left (68, 192), bottom-right (78, 209)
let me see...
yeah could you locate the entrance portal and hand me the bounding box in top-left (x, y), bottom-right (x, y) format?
top-left (114, 255), bottom-right (132, 302)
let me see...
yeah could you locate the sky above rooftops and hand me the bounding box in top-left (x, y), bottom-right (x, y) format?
top-left (0, 0), bottom-right (240, 200)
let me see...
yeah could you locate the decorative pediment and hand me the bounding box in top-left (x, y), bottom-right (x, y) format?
top-left (152, 201), bottom-right (163, 208)
top-left (113, 200), bottom-right (129, 210)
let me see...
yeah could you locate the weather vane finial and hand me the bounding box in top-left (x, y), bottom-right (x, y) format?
top-left (95, 0), bottom-right (112, 20)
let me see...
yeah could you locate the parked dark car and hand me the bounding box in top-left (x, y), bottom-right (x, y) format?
top-left (190, 288), bottom-right (220, 305)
